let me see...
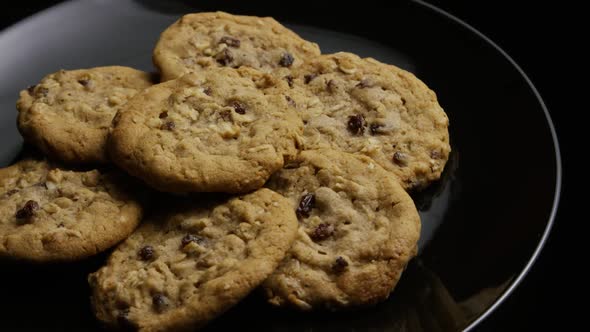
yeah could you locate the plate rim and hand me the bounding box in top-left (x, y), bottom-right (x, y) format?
top-left (413, 1), bottom-right (562, 330)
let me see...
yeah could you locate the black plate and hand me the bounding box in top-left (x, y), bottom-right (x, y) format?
top-left (0, 1), bottom-right (561, 331)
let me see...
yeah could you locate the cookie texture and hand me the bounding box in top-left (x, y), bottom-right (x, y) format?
top-left (109, 67), bottom-right (303, 194)
top-left (263, 149), bottom-right (421, 310)
top-left (89, 188), bottom-right (298, 331)
top-left (287, 52), bottom-right (450, 190)
top-left (0, 159), bottom-right (143, 262)
top-left (17, 66), bottom-right (153, 164)
top-left (153, 11), bottom-right (320, 81)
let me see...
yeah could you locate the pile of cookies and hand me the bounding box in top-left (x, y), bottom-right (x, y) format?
top-left (1, 12), bottom-right (450, 331)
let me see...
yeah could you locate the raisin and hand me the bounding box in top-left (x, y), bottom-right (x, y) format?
top-left (138, 245), bottom-right (155, 261)
top-left (152, 294), bottom-right (170, 313)
top-left (369, 123), bottom-right (383, 135)
top-left (117, 308), bottom-right (135, 329)
top-left (231, 101), bottom-right (246, 114)
top-left (159, 111), bottom-right (168, 119)
top-left (284, 75), bottom-right (294, 88)
top-left (6, 189), bottom-right (19, 196)
top-left (279, 52), bottom-right (294, 67)
top-left (160, 121), bottom-right (175, 131)
top-left (304, 73), bottom-right (318, 84)
top-left (430, 150), bottom-right (441, 159)
top-left (78, 79), bottom-right (90, 87)
top-left (215, 48), bottom-right (233, 66)
top-left (203, 87), bottom-right (212, 96)
top-left (393, 152), bottom-right (408, 166)
top-left (37, 87), bottom-right (49, 97)
top-left (285, 95), bottom-right (296, 107)
top-left (333, 256), bottom-right (349, 273)
top-left (219, 36), bottom-right (241, 48)
top-left (181, 234), bottom-right (205, 248)
top-left (27, 85), bottom-right (36, 95)
top-left (310, 223), bottom-right (334, 241)
top-left (15, 200), bottom-right (39, 220)
top-left (356, 79), bottom-right (371, 88)
top-left (347, 114), bottom-right (366, 135)
top-left (219, 110), bottom-right (232, 121)
top-left (296, 193), bottom-right (315, 219)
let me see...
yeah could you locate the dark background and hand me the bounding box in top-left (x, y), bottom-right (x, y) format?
top-left (0, 1), bottom-right (573, 331)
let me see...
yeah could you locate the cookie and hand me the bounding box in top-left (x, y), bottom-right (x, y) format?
top-left (263, 149), bottom-right (421, 310)
top-left (109, 67), bottom-right (302, 194)
top-left (0, 159), bottom-right (143, 262)
top-left (17, 66), bottom-right (153, 164)
top-left (153, 11), bottom-right (321, 81)
top-left (89, 188), bottom-right (298, 331)
top-left (287, 52), bottom-right (451, 190)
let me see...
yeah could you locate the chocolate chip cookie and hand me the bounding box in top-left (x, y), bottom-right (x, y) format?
top-left (263, 149), bottom-right (421, 310)
top-left (17, 66), bottom-right (153, 164)
top-left (89, 188), bottom-right (298, 331)
top-left (0, 159), bottom-right (143, 262)
top-left (286, 52), bottom-right (451, 190)
top-left (153, 11), bottom-right (321, 81)
top-left (109, 66), bottom-right (302, 194)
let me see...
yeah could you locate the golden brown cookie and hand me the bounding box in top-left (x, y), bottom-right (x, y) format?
top-left (109, 67), bottom-right (302, 194)
top-left (153, 11), bottom-right (320, 81)
top-left (286, 52), bottom-right (451, 190)
top-left (0, 159), bottom-right (143, 262)
top-left (16, 66), bottom-right (153, 164)
top-left (263, 149), bottom-right (421, 310)
top-left (89, 188), bottom-right (298, 331)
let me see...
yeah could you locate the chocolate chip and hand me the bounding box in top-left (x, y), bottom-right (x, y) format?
top-left (333, 256), bottom-right (349, 273)
top-left (27, 85), bottom-right (37, 95)
top-left (152, 294), bottom-right (170, 313)
top-left (356, 79), bottom-right (371, 88)
top-left (285, 95), bottom-right (296, 107)
top-left (369, 123), bottom-right (383, 135)
top-left (296, 193), bottom-right (315, 219)
top-left (37, 87), bottom-right (49, 97)
top-left (6, 189), bottom-right (19, 196)
top-left (284, 75), bottom-right (294, 88)
top-left (231, 101), bottom-right (246, 114)
top-left (219, 110), bottom-right (232, 121)
top-left (15, 200), bottom-right (40, 221)
top-left (279, 52), bottom-right (294, 67)
top-left (310, 223), bottom-right (334, 241)
top-left (203, 87), bottom-right (213, 96)
top-left (347, 114), bottom-right (366, 135)
top-left (393, 152), bottom-right (408, 166)
top-left (160, 121), bottom-right (175, 131)
top-left (138, 245), bottom-right (155, 261)
top-left (304, 73), bottom-right (318, 84)
top-left (430, 150), bottom-right (441, 159)
top-left (181, 234), bottom-right (205, 248)
top-left (219, 36), bottom-right (241, 48)
top-left (215, 48), bottom-right (233, 66)
top-left (78, 79), bottom-right (90, 87)
top-left (159, 111), bottom-right (168, 119)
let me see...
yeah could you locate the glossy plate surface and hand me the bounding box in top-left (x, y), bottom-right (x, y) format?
top-left (0, 1), bottom-right (560, 331)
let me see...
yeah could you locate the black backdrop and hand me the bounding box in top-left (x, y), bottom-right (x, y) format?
top-left (0, 1), bottom-right (574, 331)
